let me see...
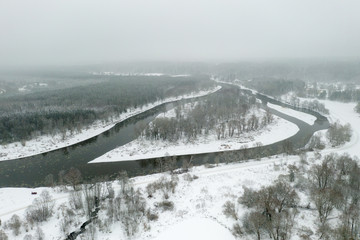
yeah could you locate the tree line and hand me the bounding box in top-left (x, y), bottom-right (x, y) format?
top-left (0, 75), bottom-right (214, 144)
top-left (242, 78), bottom-right (306, 97)
top-left (141, 88), bottom-right (274, 142)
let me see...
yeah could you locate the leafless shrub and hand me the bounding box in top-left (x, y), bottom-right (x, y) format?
top-left (69, 190), bottom-right (83, 210)
top-left (297, 226), bottom-right (314, 240)
top-left (26, 190), bottom-right (54, 224)
top-left (222, 201), bottom-right (238, 220)
top-left (64, 167), bottom-right (82, 190)
top-left (23, 234), bottom-right (33, 240)
top-left (232, 223), bottom-right (243, 237)
top-left (145, 176), bottom-right (178, 199)
top-left (327, 122), bottom-right (352, 147)
top-left (146, 210), bottom-right (159, 221)
top-left (183, 173), bottom-right (198, 182)
top-left (7, 214), bottom-right (22, 236)
top-left (0, 230), bottom-right (8, 240)
top-left (110, 186), bottom-right (146, 237)
top-left (34, 227), bottom-right (45, 240)
top-left (308, 134), bottom-right (325, 150)
top-left (238, 187), bottom-right (258, 208)
top-left (156, 200), bottom-right (174, 211)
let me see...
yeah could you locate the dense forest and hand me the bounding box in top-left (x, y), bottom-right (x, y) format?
top-left (0, 75), bottom-right (214, 144)
top-left (240, 78), bottom-right (306, 97)
top-left (141, 88), bottom-right (273, 142)
top-left (328, 89), bottom-right (360, 102)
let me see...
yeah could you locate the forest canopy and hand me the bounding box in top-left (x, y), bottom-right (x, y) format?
top-left (0, 75), bottom-right (214, 144)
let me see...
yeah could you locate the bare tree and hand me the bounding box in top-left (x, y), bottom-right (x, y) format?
top-left (34, 227), bottom-right (45, 240)
top-left (242, 211), bottom-right (266, 240)
top-left (309, 155), bottom-right (336, 190)
top-left (64, 167), bottom-right (82, 190)
top-left (223, 201), bottom-right (238, 220)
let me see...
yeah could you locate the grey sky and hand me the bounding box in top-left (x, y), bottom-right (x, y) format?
top-left (1, 0), bottom-right (360, 66)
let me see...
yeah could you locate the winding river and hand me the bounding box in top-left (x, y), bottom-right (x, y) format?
top-left (0, 84), bottom-right (329, 187)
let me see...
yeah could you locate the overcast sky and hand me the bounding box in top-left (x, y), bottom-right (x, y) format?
top-left (1, 0), bottom-right (360, 66)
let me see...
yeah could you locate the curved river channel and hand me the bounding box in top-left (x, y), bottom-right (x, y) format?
top-left (0, 84), bottom-right (329, 187)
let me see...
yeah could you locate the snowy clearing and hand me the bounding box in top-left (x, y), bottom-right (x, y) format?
top-left (89, 112), bottom-right (299, 163)
top-left (0, 86), bottom-right (221, 162)
top-left (267, 102), bottom-right (317, 125)
top-left (153, 217), bottom-right (235, 240)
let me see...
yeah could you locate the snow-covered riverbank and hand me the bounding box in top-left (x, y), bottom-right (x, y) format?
top-left (90, 109), bottom-right (299, 163)
top-left (1, 99), bottom-right (359, 240)
top-left (314, 100), bottom-right (359, 156)
top-left (267, 102), bottom-right (317, 125)
top-left (0, 86), bottom-right (221, 162)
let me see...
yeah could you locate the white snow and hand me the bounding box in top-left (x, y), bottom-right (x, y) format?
top-left (0, 155), bottom-right (296, 240)
top-left (267, 102), bottom-right (317, 125)
top-left (0, 86), bottom-right (221, 161)
top-left (169, 74), bottom-right (190, 77)
top-left (152, 217), bottom-right (235, 240)
top-left (3, 84), bottom-right (360, 239)
top-left (90, 111), bottom-right (299, 163)
top-left (2, 95), bottom-right (360, 239)
top-left (314, 100), bottom-right (360, 156)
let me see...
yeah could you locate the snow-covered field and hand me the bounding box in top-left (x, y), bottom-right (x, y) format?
top-left (153, 217), bottom-right (235, 240)
top-left (267, 102), bottom-right (317, 125)
top-left (0, 154), bottom-right (298, 240)
top-left (0, 86), bottom-right (221, 162)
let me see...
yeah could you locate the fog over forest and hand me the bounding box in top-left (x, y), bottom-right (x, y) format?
top-left (1, 0), bottom-right (360, 66)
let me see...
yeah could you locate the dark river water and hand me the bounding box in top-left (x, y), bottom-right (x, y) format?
top-left (0, 85), bottom-right (329, 187)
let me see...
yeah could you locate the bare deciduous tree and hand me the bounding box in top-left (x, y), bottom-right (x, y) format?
top-left (64, 167), bottom-right (82, 190)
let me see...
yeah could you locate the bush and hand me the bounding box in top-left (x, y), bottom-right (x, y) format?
top-left (23, 234), bottom-right (33, 240)
top-left (146, 210), bottom-right (159, 221)
top-left (232, 223), bottom-right (243, 237)
top-left (8, 214), bottom-right (22, 236)
top-left (145, 176), bottom-right (178, 198)
top-left (26, 190), bottom-right (54, 224)
top-left (327, 122), bottom-right (352, 147)
top-left (222, 201), bottom-right (238, 220)
top-left (34, 227), bottom-right (45, 240)
top-left (183, 173), bottom-right (198, 181)
top-left (238, 187), bottom-right (258, 208)
top-left (308, 134), bottom-right (325, 150)
top-left (0, 230), bottom-right (8, 240)
top-left (156, 200), bottom-right (174, 211)
top-left (355, 102), bottom-right (360, 114)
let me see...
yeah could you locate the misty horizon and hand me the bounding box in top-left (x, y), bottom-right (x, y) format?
top-left (1, 0), bottom-right (360, 66)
